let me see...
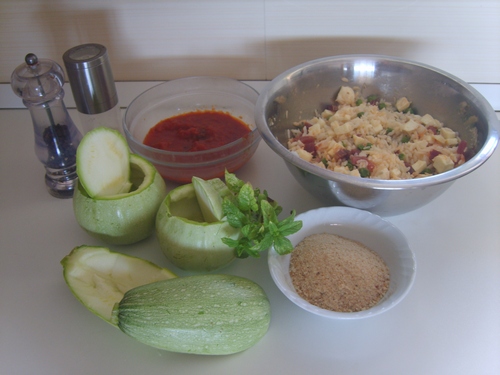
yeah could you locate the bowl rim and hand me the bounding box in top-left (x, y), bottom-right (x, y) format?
top-left (255, 54), bottom-right (500, 190)
top-left (268, 206), bottom-right (417, 319)
top-left (123, 76), bottom-right (261, 159)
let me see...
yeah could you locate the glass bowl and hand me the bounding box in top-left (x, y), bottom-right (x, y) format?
top-left (268, 206), bottom-right (416, 319)
top-left (124, 76), bottom-right (261, 183)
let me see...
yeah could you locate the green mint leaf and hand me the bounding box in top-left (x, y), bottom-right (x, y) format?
top-left (223, 236), bottom-right (250, 258)
top-left (237, 183), bottom-right (258, 212)
top-left (261, 199), bottom-right (278, 227)
top-left (278, 211), bottom-right (303, 236)
top-left (221, 237), bottom-right (240, 248)
top-left (280, 220), bottom-right (303, 237)
top-left (224, 170), bottom-right (245, 193)
top-left (222, 199), bottom-right (246, 228)
top-left (256, 232), bottom-right (274, 253)
top-left (220, 170), bottom-right (302, 259)
top-left (241, 223), bottom-right (262, 241)
top-left (267, 220), bottom-right (280, 236)
top-left (244, 246), bottom-right (262, 258)
top-left (273, 235), bottom-right (294, 255)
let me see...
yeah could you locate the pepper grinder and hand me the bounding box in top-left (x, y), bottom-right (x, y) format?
top-left (63, 43), bottom-right (122, 134)
top-left (11, 53), bottom-right (82, 198)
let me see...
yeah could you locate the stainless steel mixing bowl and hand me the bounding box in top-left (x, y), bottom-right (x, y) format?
top-left (255, 55), bottom-right (499, 215)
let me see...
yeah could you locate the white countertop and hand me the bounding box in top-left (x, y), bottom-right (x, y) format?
top-left (1, 83), bottom-right (499, 375)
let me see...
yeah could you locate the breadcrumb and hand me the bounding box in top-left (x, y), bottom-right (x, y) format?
top-left (289, 233), bottom-right (390, 312)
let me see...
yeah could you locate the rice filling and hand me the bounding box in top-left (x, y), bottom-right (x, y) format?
top-left (287, 86), bottom-right (468, 179)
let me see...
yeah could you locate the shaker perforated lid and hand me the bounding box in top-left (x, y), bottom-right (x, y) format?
top-left (63, 44), bottom-right (118, 115)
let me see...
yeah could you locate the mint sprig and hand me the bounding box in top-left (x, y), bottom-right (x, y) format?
top-left (221, 171), bottom-right (302, 258)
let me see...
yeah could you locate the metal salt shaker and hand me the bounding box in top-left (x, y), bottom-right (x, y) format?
top-left (63, 44), bottom-right (122, 135)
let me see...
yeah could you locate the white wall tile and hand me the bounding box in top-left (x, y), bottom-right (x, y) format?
top-left (264, 0), bottom-right (500, 83)
top-left (0, 0), bottom-right (498, 85)
top-left (1, 0), bottom-right (267, 82)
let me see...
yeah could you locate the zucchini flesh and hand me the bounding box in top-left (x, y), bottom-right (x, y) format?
top-left (61, 246), bottom-right (176, 324)
top-left (76, 127), bottom-right (132, 198)
top-left (112, 274), bottom-right (270, 355)
top-left (192, 176), bottom-right (224, 223)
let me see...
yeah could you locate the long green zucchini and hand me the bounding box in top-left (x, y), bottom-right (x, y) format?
top-left (111, 274), bottom-right (271, 355)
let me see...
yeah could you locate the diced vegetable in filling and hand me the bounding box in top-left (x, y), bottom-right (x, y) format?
top-left (287, 86), bottom-right (471, 179)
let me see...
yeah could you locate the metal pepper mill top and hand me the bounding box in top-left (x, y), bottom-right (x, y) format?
top-left (11, 53), bottom-right (82, 198)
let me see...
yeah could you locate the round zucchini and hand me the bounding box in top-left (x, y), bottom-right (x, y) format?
top-left (111, 274), bottom-right (271, 355)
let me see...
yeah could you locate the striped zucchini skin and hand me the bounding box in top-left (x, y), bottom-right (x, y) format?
top-left (112, 274), bottom-right (271, 355)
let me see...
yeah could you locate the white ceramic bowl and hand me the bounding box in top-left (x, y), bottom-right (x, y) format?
top-left (268, 207), bottom-right (416, 319)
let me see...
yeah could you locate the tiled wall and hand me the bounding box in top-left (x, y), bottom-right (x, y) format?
top-left (1, 0), bottom-right (499, 84)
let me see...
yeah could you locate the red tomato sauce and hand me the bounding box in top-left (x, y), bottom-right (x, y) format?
top-left (143, 110), bottom-right (251, 152)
